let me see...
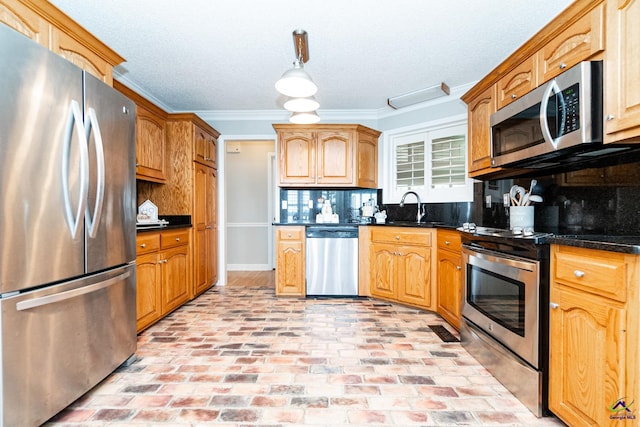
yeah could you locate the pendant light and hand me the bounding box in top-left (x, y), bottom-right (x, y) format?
top-left (276, 29), bottom-right (321, 122)
top-left (283, 95), bottom-right (320, 112)
top-left (289, 111), bottom-right (321, 124)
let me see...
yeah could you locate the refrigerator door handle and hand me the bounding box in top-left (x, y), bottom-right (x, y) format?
top-left (15, 271), bottom-right (131, 311)
top-left (84, 107), bottom-right (105, 238)
top-left (62, 99), bottom-right (89, 239)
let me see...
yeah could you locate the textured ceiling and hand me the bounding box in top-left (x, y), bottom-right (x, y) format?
top-left (49, 0), bottom-right (574, 113)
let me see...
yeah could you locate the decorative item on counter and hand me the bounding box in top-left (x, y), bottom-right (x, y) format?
top-left (316, 200), bottom-right (339, 223)
top-left (361, 198), bottom-right (377, 218)
top-left (374, 210), bottom-right (387, 224)
top-left (137, 199), bottom-right (169, 227)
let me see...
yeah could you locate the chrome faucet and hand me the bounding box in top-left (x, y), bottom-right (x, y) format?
top-left (399, 191), bottom-right (425, 223)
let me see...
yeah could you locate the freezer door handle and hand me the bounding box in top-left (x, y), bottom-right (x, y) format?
top-left (62, 99), bottom-right (89, 239)
top-left (84, 107), bottom-right (105, 238)
top-left (15, 271), bottom-right (131, 311)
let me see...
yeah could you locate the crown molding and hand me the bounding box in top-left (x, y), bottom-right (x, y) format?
top-left (114, 70), bottom-right (475, 124)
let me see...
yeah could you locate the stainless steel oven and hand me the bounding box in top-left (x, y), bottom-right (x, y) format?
top-left (462, 245), bottom-right (540, 367)
top-left (459, 225), bottom-right (550, 417)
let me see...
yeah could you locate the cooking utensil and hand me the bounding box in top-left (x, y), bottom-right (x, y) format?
top-left (509, 185), bottom-right (526, 206)
top-left (525, 195), bottom-right (543, 205)
top-left (528, 179), bottom-right (537, 195)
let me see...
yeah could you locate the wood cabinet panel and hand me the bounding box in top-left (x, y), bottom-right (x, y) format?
top-left (135, 105), bottom-right (167, 183)
top-left (316, 130), bottom-right (353, 185)
top-left (135, 251), bottom-right (162, 332)
top-left (497, 56), bottom-right (537, 110)
top-left (437, 229), bottom-right (462, 330)
top-left (278, 131), bottom-right (316, 185)
top-left (275, 227), bottom-right (305, 296)
top-left (370, 242), bottom-right (396, 300)
top-left (161, 244), bottom-right (190, 314)
top-left (51, 27), bottom-right (113, 85)
top-left (0, 0), bottom-right (49, 47)
top-left (396, 245), bottom-right (431, 307)
top-left (194, 124), bottom-right (217, 168)
top-left (467, 85), bottom-right (497, 175)
top-left (193, 163), bottom-right (217, 296)
top-left (549, 285), bottom-right (625, 426)
top-left (604, 0), bottom-right (640, 143)
top-left (537, 3), bottom-right (604, 83)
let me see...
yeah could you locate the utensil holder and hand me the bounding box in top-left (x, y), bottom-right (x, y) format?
top-left (510, 206), bottom-right (534, 229)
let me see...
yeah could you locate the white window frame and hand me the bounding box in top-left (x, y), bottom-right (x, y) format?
top-left (382, 115), bottom-right (474, 203)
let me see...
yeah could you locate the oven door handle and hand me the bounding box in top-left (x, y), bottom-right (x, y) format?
top-left (462, 244), bottom-right (537, 272)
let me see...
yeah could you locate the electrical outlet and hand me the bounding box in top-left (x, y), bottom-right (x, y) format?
top-left (485, 195), bottom-right (491, 208)
top-left (503, 193), bottom-right (510, 207)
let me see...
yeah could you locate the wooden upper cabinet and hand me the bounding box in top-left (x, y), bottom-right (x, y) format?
top-left (466, 85), bottom-right (497, 176)
top-left (604, 0), bottom-right (640, 143)
top-left (114, 81), bottom-right (169, 183)
top-left (0, 0), bottom-right (124, 86)
top-left (496, 55), bottom-right (537, 110)
top-left (135, 105), bottom-right (167, 183)
top-left (274, 124), bottom-right (380, 188)
top-left (0, 0), bottom-right (49, 47)
top-left (194, 124), bottom-right (217, 168)
top-left (316, 130), bottom-right (353, 185)
top-left (537, 3), bottom-right (604, 83)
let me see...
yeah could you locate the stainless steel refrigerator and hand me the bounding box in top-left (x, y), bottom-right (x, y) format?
top-left (0, 24), bottom-right (137, 426)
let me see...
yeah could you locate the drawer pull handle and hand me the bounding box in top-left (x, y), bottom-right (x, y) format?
top-left (574, 270), bottom-right (585, 278)
top-left (445, 241), bottom-right (450, 245)
top-left (140, 243), bottom-right (146, 248)
top-left (287, 233), bottom-right (292, 238)
top-left (395, 236), bottom-right (400, 240)
top-left (175, 237), bottom-right (180, 241)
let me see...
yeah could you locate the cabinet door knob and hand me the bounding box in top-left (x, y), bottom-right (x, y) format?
top-left (140, 243), bottom-right (146, 248)
top-left (559, 63), bottom-right (567, 69)
top-left (574, 270), bottom-right (585, 278)
top-left (550, 302), bottom-right (559, 309)
top-left (175, 237), bottom-right (180, 241)
top-left (456, 266), bottom-right (461, 270)
top-left (606, 114), bottom-right (615, 121)
top-left (511, 93), bottom-right (517, 99)
top-left (445, 241), bottom-right (450, 245)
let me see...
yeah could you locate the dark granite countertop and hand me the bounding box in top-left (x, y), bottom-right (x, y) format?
top-left (136, 215), bottom-right (192, 233)
top-left (273, 221), bottom-right (460, 229)
top-left (546, 235), bottom-right (640, 254)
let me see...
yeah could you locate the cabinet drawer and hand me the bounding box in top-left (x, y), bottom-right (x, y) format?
top-left (277, 227), bottom-right (304, 241)
top-left (161, 229), bottom-right (190, 248)
top-left (136, 233), bottom-right (160, 254)
top-left (553, 246), bottom-right (626, 302)
top-left (437, 230), bottom-right (461, 252)
top-left (371, 227), bottom-right (432, 246)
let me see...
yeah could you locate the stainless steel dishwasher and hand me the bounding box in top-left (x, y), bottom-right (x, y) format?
top-left (305, 226), bottom-right (358, 296)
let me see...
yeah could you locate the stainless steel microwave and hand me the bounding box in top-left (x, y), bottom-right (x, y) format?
top-left (490, 61), bottom-right (603, 168)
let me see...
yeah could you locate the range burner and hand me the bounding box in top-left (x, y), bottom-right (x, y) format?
top-left (459, 223), bottom-right (551, 242)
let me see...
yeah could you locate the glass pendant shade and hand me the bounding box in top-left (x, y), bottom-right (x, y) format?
top-left (275, 60), bottom-right (318, 97)
top-left (289, 111), bottom-right (320, 124)
top-left (283, 96), bottom-right (320, 112)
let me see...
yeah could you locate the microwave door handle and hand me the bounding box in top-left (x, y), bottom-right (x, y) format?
top-left (539, 79), bottom-right (561, 149)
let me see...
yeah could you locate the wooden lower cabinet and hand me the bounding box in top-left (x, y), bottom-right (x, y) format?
top-left (135, 229), bottom-right (191, 332)
top-left (436, 230), bottom-right (463, 330)
top-left (369, 227), bottom-right (435, 310)
top-left (275, 226), bottom-right (305, 296)
top-left (549, 244), bottom-right (639, 426)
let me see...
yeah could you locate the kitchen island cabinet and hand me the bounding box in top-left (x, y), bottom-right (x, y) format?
top-left (135, 228), bottom-right (191, 332)
top-left (548, 244), bottom-right (639, 426)
top-left (275, 226), bottom-right (305, 296)
top-left (436, 229), bottom-right (462, 330)
top-left (369, 227), bottom-right (436, 310)
top-left (0, 0), bottom-right (124, 85)
top-left (273, 124), bottom-right (380, 188)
